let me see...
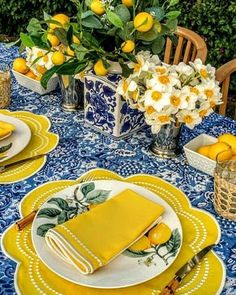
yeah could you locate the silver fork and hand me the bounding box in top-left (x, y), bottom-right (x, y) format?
top-left (15, 173), bottom-right (96, 230)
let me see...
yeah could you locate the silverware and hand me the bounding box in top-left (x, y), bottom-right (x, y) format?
top-left (0, 154), bottom-right (47, 173)
top-left (15, 174), bottom-right (95, 230)
top-left (160, 244), bottom-right (215, 295)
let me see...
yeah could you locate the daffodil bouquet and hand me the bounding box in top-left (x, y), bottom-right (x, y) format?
top-left (117, 53), bottom-right (222, 133)
top-left (17, 0), bottom-right (180, 88)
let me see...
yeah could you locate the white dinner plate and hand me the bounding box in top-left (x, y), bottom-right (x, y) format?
top-left (32, 180), bottom-right (183, 289)
top-left (0, 114), bottom-right (31, 162)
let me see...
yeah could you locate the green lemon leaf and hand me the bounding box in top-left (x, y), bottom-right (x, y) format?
top-left (145, 7), bottom-right (165, 21)
top-left (43, 11), bottom-right (51, 21)
top-left (20, 33), bottom-right (35, 48)
top-left (114, 4), bottom-right (131, 23)
top-left (37, 208), bottom-right (61, 218)
top-left (54, 28), bottom-right (68, 45)
top-left (0, 143), bottom-right (12, 153)
top-left (151, 36), bottom-right (165, 54)
top-left (81, 15), bottom-right (103, 29)
top-left (27, 18), bottom-right (42, 33)
top-left (137, 26), bottom-right (159, 42)
top-left (86, 189), bottom-right (111, 204)
top-left (57, 211), bottom-right (69, 224)
top-left (37, 223), bottom-right (55, 237)
top-left (123, 249), bottom-right (150, 258)
top-left (165, 11), bottom-right (181, 20)
top-left (80, 182), bottom-right (95, 196)
top-left (168, 0), bottom-right (179, 7)
top-left (48, 198), bottom-right (70, 210)
top-left (106, 10), bottom-right (123, 28)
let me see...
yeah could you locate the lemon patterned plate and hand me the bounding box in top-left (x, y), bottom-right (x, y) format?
top-left (1, 168), bottom-right (225, 295)
top-left (0, 110), bottom-right (59, 184)
top-left (31, 180), bottom-right (183, 289)
top-left (0, 113), bottom-right (31, 162)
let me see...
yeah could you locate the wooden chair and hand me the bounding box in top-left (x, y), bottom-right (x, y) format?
top-left (164, 26), bottom-right (208, 64)
top-left (216, 59), bottom-right (236, 118)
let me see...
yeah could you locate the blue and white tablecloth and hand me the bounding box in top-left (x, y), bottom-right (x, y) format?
top-left (0, 43), bottom-right (235, 295)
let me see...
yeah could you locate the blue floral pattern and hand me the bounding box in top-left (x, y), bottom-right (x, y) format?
top-left (0, 43), bottom-right (236, 294)
top-left (84, 73), bottom-right (145, 138)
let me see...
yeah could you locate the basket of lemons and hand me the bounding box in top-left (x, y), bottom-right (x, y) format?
top-left (12, 51), bottom-right (58, 95)
top-left (184, 133), bottom-right (236, 176)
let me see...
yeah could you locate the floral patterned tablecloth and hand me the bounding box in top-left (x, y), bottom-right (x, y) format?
top-left (0, 43), bottom-right (235, 295)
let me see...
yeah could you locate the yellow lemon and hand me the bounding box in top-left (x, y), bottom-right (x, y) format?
top-left (121, 40), bottom-right (135, 53)
top-left (217, 149), bottom-right (233, 161)
top-left (47, 33), bottom-right (60, 47)
top-left (13, 58), bottom-right (29, 74)
top-left (89, 204), bottom-right (99, 210)
top-left (51, 51), bottom-right (65, 65)
top-left (90, 0), bottom-right (105, 15)
top-left (148, 223), bottom-right (172, 245)
top-left (35, 75), bottom-right (41, 81)
top-left (66, 46), bottom-right (75, 57)
top-left (129, 236), bottom-right (151, 251)
top-left (49, 14), bottom-right (70, 30)
top-left (208, 142), bottom-right (230, 161)
top-left (0, 121), bottom-right (15, 138)
top-left (73, 35), bottom-right (81, 45)
top-left (134, 12), bottom-right (154, 32)
top-left (197, 145), bottom-right (211, 158)
top-left (122, 0), bottom-right (133, 8)
top-left (94, 59), bottom-right (108, 76)
top-left (36, 65), bottom-right (47, 74)
top-left (218, 133), bottom-right (236, 151)
top-left (230, 155), bottom-right (236, 160)
top-left (25, 70), bottom-right (37, 79)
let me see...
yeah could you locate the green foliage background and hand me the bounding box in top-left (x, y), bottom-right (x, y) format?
top-left (0, 0), bottom-right (236, 69)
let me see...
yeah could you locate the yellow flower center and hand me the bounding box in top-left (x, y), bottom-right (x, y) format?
top-left (199, 109), bottom-right (207, 117)
top-left (204, 89), bottom-right (214, 98)
top-left (134, 63), bottom-right (141, 72)
top-left (158, 115), bottom-right (170, 123)
top-left (210, 101), bottom-right (216, 108)
top-left (123, 80), bottom-right (129, 92)
top-left (190, 87), bottom-right (199, 95)
top-left (156, 67), bottom-right (166, 74)
top-left (158, 75), bottom-right (170, 85)
top-left (183, 115), bottom-right (194, 124)
top-left (151, 91), bottom-right (162, 101)
top-left (146, 106), bottom-right (155, 115)
top-left (170, 95), bottom-right (180, 107)
top-left (200, 69), bottom-right (208, 78)
top-left (37, 51), bottom-right (44, 57)
top-left (43, 55), bottom-right (49, 62)
top-left (186, 96), bottom-right (190, 102)
top-left (130, 90), bottom-right (138, 101)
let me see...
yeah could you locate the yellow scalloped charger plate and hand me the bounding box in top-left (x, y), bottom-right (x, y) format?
top-left (2, 168), bottom-right (226, 295)
top-left (0, 110), bottom-right (59, 184)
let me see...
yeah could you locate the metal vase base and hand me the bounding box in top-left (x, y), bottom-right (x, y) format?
top-left (149, 142), bottom-right (180, 158)
top-left (62, 104), bottom-right (78, 112)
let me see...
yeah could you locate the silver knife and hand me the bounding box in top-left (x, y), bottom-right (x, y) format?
top-left (160, 244), bottom-right (215, 295)
top-left (0, 154), bottom-right (47, 173)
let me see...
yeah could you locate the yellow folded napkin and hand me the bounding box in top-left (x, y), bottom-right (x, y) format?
top-left (45, 189), bottom-right (165, 275)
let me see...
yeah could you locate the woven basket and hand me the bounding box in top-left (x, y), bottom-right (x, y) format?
top-left (214, 167), bottom-right (236, 221)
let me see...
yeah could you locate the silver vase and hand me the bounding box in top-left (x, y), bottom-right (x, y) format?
top-left (59, 75), bottom-right (84, 111)
top-left (150, 123), bottom-right (181, 158)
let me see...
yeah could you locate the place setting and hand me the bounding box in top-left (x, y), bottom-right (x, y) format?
top-left (2, 168), bottom-right (225, 295)
top-left (0, 110), bottom-right (59, 183)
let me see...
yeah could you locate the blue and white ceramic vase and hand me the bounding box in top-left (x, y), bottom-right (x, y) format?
top-left (84, 62), bottom-right (146, 138)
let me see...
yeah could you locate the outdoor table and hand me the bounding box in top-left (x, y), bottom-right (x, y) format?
top-left (0, 43), bottom-right (235, 295)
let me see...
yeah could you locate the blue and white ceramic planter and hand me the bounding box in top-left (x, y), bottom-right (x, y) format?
top-left (84, 68), bottom-right (146, 138)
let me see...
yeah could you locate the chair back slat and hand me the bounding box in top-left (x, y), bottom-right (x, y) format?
top-left (173, 36), bottom-right (184, 64)
top-left (191, 46), bottom-right (197, 62)
top-left (163, 37), bottom-right (173, 64)
top-left (216, 59), bottom-right (236, 117)
top-left (183, 40), bottom-right (192, 63)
